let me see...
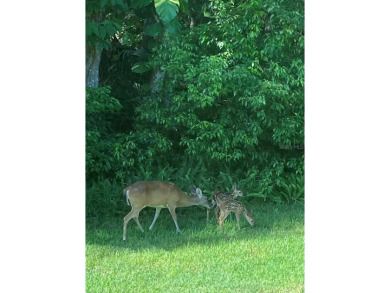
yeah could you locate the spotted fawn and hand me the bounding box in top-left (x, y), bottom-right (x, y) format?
top-left (207, 183), bottom-right (245, 221)
top-left (218, 199), bottom-right (254, 230)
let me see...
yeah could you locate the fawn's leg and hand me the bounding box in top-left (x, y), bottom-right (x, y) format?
top-left (235, 212), bottom-right (241, 230)
top-left (218, 210), bottom-right (231, 231)
top-left (215, 205), bottom-right (220, 221)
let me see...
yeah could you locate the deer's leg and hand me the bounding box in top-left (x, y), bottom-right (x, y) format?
top-left (235, 212), bottom-right (241, 230)
top-left (123, 209), bottom-right (136, 240)
top-left (133, 216), bottom-right (144, 233)
top-left (215, 205), bottom-right (220, 221)
top-left (218, 210), bottom-right (231, 231)
top-left (167, 205), bottom-right (181, 232)
top-left (149, 207), bottom-right (162, 230)
top-left (123, 207), bottom-right (144, 240)
top-left (207, 208), bottom-right (210, 222)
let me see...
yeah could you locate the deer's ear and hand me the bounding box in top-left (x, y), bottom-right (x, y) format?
top-left (233, 183), bottom-right (237, 190)
top-left (189, 185), bottom-right (197, 195)
top-left (196, 188), bottom-right (203, 198)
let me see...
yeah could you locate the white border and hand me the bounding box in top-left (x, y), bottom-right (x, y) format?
top-left (305, 0), bottom-right (390, 292)
top-left (0, 1), bottom-right (85, 292)
top-left (1, 0), bottom-right (390, 292)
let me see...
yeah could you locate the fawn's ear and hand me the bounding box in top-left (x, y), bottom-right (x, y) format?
top-left (196, 188), bottom-right (203, 198)
top-left (233, 183), bottom-right (237, 190)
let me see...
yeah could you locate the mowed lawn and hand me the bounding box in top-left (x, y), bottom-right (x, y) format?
top-left (86, 200), bottom-right (304, 293)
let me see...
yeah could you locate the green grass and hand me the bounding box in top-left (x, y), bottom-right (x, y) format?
top-left (86, 200), bottom-right (304, 293)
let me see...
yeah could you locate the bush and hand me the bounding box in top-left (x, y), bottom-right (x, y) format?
top-left (86, 180), bottom-right (127, 220)
top-left (85, 0), bottom-right (304, 218)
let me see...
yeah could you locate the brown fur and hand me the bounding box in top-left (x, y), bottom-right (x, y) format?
top-left (123, 181), bottom-right (210, 240)
top-left (207, 183), bottom-right (245, 221)
top-left (218, 199), bottom-right (254, 230)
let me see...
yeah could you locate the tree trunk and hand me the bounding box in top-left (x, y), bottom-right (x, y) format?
top-left (190, 16), bottom-right (196, 28)
top-left (150, 69), bottom-right (165, 94)
top-left (86, 45), bottom-right (102, 88)
top-left (141, 17), bottom-right (165, 94)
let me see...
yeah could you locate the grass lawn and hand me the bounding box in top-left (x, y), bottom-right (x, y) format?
top-left (86, 199), bottom-right (304, 293)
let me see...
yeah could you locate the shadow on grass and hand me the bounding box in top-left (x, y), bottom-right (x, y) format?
top-left (86, 198), bottom-right (304, 252)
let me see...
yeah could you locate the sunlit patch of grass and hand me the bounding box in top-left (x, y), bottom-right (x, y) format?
top-left (86, 200), bottom-right (304, 293)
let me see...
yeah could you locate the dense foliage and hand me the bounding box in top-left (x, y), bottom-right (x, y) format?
top-left (86, 0), bottom-right (304, 218)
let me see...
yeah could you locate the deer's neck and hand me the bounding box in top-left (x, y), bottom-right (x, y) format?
top-left (177, 193), bottom-right (199, 207)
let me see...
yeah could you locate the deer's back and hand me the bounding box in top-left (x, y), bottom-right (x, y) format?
top-left (213, 191), bottom-right (234, 204)
top-left (219, 199), bottom-right (246, 213)
top-left (127, 181), bottom-right (184, 206)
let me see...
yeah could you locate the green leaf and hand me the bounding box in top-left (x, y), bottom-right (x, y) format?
top-left (86, 23), bottom-right (92, 36)
top-left (105, 23), bottom-right (117, 36)
top-left (89, 22), bottom-right (99, 36)
top-left (112, 21), bottom-right (122, 31)
top-left (246, 192), bottom-right (266, 198)
top-left (154, 0), bottom-right (179, 24)
top-left (180, 0), bottom-right (189, 14)
top-left (202, 7), bottom-right (216, 19)
top-left (165, 17), bottom-right (181, 33)
top-left (144, 23), bottom-right (163, 37)
top-left (133, 48), bottom-right (149, 59)
top-left (147, 39), bottom-right (160, 51)
top-left (99, 26), bottom-right (106, 38)
top-left (131, 62), bottom-right (150, 73)
top-left (130, 0), bottom-right (153, 8)
top-left (100, 0), bottom-right (109, 8)
top-left (141, 83), bottom-right (151, 92)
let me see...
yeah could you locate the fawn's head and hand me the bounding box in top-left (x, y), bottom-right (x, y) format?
top-left (232, 183), bottom-right (244, 198)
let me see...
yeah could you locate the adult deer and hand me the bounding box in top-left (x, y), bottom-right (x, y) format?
top-left (123, 181), bottom-right (211, 240)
